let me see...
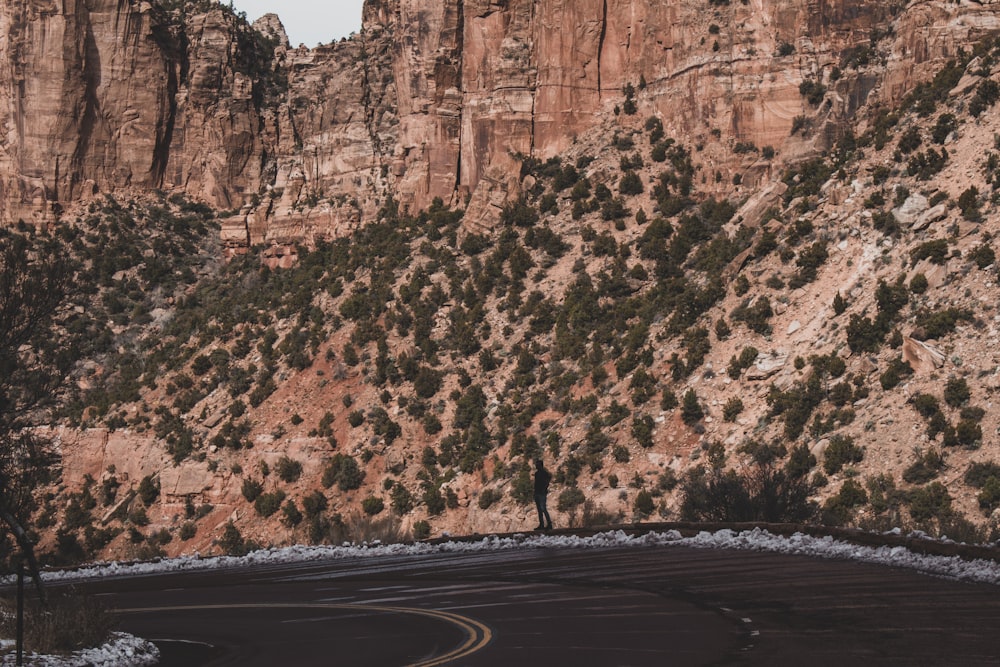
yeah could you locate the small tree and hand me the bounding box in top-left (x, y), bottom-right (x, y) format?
top-left (0, 237), bottom-right (73, 595)
top-left (681, 389), bottom-right (704, 425)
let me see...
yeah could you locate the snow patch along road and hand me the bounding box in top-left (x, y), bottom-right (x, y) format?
top-left (24, 527), bottom-right (1000, 586)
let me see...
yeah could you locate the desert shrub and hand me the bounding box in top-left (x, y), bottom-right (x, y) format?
top-left (681, 389), bottom-right (704, 425)
top-left (619, 171), bottom-right (644, 195)
top-left (179, 522), bottom-right (197, 540)
top-left (977, 477), bottom-right (1000, 514)
top-left (276, 456), bottom-right (303, 483)
top-left (241, 478), bottom-right (263, 502)
top-left (478, 488), bottom-right (503, 509)
top-left (969, 78), bottom-right (1000, 117)
top-left (633, 490), bottom-right (655, 518)
top-left (969, 243), bottom-right (995, 269)
top-left (954, 419), bottom-right (983, 448)
top-left (799, 79), bottom-right (827, 105)
top-left (631, 415), bottom-right (655, 448)
top-left (821, 479), bottom-right (868, 526)
top-left (322, 454), bottom-right (364, 491)
top-left (915, 307), bottom-right (973, 339)
top-left (908, 482), bottom-right (952, 523)
top-left (362, 496), bottom-right (385, 516)
top-left (965, 462), bottom-right (1000, 488)
top-left (958, 186), bottom-right (982, 222)
top-left (680, 462), bottom-right (815, 522)
top-left (219, 521), bottom-right (253, 556)
top-left (931, 112), bottom-right (957, 144)
top-left (944, 377), bottom-right (971, 407)
top-left (500, 199), bottom-right (539, 227)
top-left (282, 500), bottom-right (303, 526)
top-left (408, 520), bottom-right (429, 541)
top-left (557, 487), bottom-right (586, 511)
top-left (302, 490), bottom-right (328, 517)
top-left (727, 346), bottom-right (759, 379)
top-left (823, 435), bottom-right (864, 475)
top-left (786, 443), bottom-right (816, 479)
top-left (254, 490), bottom-right (286, 517)
top-left (879, 357), bottom-right (914, 390)
top-left (390, 483), bottom-right (415, 514)
top-left (138, 475), bottom-right (159, 506)
top-left (722, 397), bottom-right (744, 422)
top-left (897, 126), bottom-right (922, 153)
top-left (910, 238), bottom-right (949, 265)
top-left (730, 296), bottom-right (773, 335)
top-left (902, 448), bottom-right (946, 484)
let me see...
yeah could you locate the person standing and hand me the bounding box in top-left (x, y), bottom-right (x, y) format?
top-left (534, 458), bottom-right (553, 530)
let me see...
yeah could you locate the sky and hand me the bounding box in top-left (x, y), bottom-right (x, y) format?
top-left (228, 0), bottom-right (365, 47)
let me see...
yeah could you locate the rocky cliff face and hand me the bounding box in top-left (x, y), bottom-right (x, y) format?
top-left (2, 0), bottom-right (999, 236)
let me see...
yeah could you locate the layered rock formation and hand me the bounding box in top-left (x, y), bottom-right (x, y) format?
top-left (1, 0), bottom-right (999, 236)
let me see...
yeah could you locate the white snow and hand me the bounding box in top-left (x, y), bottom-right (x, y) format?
top-left (5, 527), bottom-right (999, 666)
top-left (20, 527), bottom-right (1000, 586)
top-left (0, 632), bottom-right (158, 667)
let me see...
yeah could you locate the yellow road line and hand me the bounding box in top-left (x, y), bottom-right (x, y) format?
top-left (116, 602), bottom-right (493, 667)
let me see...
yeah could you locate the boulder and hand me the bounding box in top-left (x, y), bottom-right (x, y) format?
top-left (892, 193), bottom-right (929, 227)
top-left (903, 337), bottom-right (946, 373)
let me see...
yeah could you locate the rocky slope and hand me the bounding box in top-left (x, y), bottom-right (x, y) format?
top-left (6, 1), bottom-right (1000, 563)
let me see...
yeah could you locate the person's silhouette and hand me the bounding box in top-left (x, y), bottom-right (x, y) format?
top-left (534, 458), bottom-right (553, 530)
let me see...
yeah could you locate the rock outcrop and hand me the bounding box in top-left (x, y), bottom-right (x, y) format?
top-left (2, 0), bottom-right (1000, 237)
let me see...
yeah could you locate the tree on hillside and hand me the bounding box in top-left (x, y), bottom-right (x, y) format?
top-left (0, 233), bottom-right (73, 595)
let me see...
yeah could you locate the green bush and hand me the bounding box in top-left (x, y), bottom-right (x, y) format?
top-left (633, 490), bottom-right (655, 518)
top-left (944, 377), bottom-right (971, 407)
top-left (281, 500), bottom-right (303, 526)
top-left (241, 478), bottom-right (263, 502)
top-left (179, 522), bottom-right (197, 540)
top-left (910, 239), bottom-right (949, 265)
top-left (322, 454), bottom-right (364, 491)
top-left (680, 463), bottom-right (815, 522)
top-left (276, 456), bottom-right (303, 483)
top-left (254, 490), bottom-right (286, 517)
top-left (902, 448), bottom-right (945, 484)
top-left (478, 488), bottom-right (502, 509)
top-left (362, 496), bottom-right (385, 516)
top-left (908, 482), bottom-right (952, 523)
top-left (681, 389), bottom-right (704, 425)
top-left (138, 475), bottom-right (160, 506)
top-left (977, 477), bottom-right (1000, 514)
top-left (557, 487), bottom-right (586, 511)
top-left (965, 462), bottom-right (1000, 488)
top-left (722, 397), bottom-right (744, 422)
top-left (823, 435), bottom-right (863, 475)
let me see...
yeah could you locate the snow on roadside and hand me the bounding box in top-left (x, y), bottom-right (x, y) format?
top-left (0, 632), bottom-right (158, 667)
top-left (18, 527), bottom-right (1000, 586)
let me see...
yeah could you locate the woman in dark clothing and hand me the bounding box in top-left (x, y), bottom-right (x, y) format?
top-left (534, 459), bottom-right (553, 530)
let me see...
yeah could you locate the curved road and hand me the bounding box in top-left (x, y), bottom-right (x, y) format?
top-left (75, 542), bottom-right (1000, 666)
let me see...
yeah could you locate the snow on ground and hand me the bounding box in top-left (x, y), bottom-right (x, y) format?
top-left (22, 527), bottom-right (1000, 586)
top-left (5, 527), bottom-right (999, 666)
top-left (0, 632), bottom-right (158, 667)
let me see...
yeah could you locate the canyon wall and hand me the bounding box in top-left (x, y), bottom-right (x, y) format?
top-left (1, 0), bottom-right (999, 235)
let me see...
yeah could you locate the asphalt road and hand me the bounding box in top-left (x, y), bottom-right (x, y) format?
top-left (72, 543), bottom-right (1000, 666)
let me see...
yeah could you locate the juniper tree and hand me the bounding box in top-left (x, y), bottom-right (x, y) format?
top-left (0, 234), bottom-right (73, 596)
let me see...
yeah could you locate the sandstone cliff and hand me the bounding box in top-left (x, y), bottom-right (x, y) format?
top-left (2, 0), bottom-right (1000, 238)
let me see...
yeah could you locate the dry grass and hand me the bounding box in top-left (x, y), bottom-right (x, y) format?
top-left (0, 590), bottom-right (117, 655)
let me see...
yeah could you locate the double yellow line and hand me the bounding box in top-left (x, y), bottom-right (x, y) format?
top-left (117, 602), bottom-right (493, 666)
